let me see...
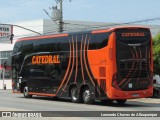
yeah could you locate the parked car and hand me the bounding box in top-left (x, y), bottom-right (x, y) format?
top-left (153, 75), bottom-right (160, 98)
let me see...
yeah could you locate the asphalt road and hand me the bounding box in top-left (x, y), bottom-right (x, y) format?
top-left (0, 90), bottom-right (160, 120)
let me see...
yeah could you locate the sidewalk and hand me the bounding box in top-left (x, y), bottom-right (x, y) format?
top-left (128, 98), bottom-right (160, 104)
top-left (0, 89), bottom-right (12, 93)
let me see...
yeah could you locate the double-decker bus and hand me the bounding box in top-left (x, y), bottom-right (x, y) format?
top-left (11, 26), bottom-right (153, 104)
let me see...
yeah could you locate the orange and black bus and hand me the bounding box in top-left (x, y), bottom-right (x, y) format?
top-left (11, 26), bottom-right (153, 104)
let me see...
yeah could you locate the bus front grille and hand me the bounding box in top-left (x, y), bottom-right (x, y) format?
top-left (119, 61), bottom-right (149, 78)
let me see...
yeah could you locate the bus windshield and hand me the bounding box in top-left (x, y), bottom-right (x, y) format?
top-left (115, 28), bottom-right (151, 91)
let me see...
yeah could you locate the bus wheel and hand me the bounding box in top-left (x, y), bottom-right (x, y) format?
top-left (70, 87), bottom-right (82, 103)
top-left (23, 86), bottom-right (32, 98)
top-left (116, 99), bottom-right (127, 105)
top-left (82, 88), bottom-right (94, 104)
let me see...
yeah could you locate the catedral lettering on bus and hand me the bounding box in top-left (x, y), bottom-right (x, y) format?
top-left (32, 55), bottom-right (60, 64)
top-left (8, 26), bottom-right (153, 105)
top-left (122, 32), bottom-right (145, 37)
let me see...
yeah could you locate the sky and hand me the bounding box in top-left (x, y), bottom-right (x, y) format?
top-left (0, 0), bottom-right (160, 24)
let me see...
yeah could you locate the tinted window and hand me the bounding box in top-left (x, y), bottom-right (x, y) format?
top-left (13, 42), bottom-right (23, 54)
top-left (22, 41), bottom-right (33, 54)
top-left (34, 37), bottom-right (69, 52)
top-left (89, 32), bottom-right (110, 50)
top-left (116, 28), bottom-right (151, 44)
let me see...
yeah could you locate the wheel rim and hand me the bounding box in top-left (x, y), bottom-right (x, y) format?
top-left (83, 90), bottom-right (90, 102)
top-left (72, 88), bottom-right (78, 101)
top-left (24, 87), bottom-right (28, 96)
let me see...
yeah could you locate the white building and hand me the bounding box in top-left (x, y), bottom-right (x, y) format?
top-left (0, 19), bottom-right (160, 89)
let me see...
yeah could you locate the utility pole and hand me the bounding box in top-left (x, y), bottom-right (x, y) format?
top-left (52, 0), bottom-right (71, 33)
top-left (59, 0), bottom-right (63, 32)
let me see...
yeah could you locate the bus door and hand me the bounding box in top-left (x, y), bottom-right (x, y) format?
top-left (21, 55), bottom-right (43, 93)
top-left (12, 67), bottom-right (19, 92)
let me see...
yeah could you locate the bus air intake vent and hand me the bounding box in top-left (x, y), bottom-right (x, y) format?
top-left (99, 67), bottom-right (106, 77)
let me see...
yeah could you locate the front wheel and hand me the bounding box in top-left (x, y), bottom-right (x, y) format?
top-left (23, 86), bottom-right (32, 98)
top-left (70, 87), bottom-right (82, 103)
top-left (82, 88), bottom-right (94, 104)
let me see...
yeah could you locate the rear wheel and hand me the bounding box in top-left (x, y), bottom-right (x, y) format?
top-left (82, 88), bottom-right (94, 104)
top-left (116, 99), bottom-right (127, 105)
top-left (70, 87), bottom-right (82, 103)
top-left (23, 86), bottom-right (32, 98)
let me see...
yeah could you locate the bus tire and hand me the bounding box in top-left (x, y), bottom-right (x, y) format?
top-left (82, 88), bottom-right (94, 104)
top-left (70, 87), bottom-right (82, 103)
top-left (23, 86), bottom-right (32, 98)
top-left (116, 99), bottom-right (127, 105)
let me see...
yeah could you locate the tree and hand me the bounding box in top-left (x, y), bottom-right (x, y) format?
top-left (153, 33), bottom-right (160, 75)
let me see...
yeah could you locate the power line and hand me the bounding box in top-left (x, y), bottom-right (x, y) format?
top-left (83, 17), bottom-right (160, 30)
top-left (1, 17), bottom-right (160, 42)
top-left (43, 9), bottom-right (60, 28)
top-left (0, 23), bottom-right (42, 35)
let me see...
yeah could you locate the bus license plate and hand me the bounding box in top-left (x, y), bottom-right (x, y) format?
top-left (132, 94), bottom-right (139, 97)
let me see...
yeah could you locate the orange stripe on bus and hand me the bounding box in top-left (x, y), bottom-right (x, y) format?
top-left (85, 35), bottom-right (101, 94)
top-left (80, 35), bottom-right (85, 83)
top-left (84, 36), bottom-right (95, 85)
top-left (16, 34), bottom-right (68, 42)
top-left (61, 36), bottom-right (75, 96)
top-left (56, 38), bottom-right (72, 95)
top-left (28, 92), bottom-right (56, 97)
top-left (92, 29), bottom-right (110, 34)
top-left (74, 35), bottom-right (78, 83)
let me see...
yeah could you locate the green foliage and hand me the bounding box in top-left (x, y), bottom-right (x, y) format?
top-left (153, 33), bottom-right (160, 74)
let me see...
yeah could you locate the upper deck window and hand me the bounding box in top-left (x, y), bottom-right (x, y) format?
top-left (89, 32), bottom-right (110, 50)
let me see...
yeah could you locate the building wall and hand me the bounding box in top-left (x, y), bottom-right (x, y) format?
top-left (0, 79), bottom-right (12, 89)
top-left (0, 44), bottom-right (14, 90)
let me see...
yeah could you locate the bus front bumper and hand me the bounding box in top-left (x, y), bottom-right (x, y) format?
top-left (107, 87), bottom-right (153, 100)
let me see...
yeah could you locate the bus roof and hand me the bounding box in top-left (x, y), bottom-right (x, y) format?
top-left (16, 26), bottom-right (149, 43)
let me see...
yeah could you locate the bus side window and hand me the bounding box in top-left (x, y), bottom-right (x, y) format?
top-left (21, 41), bottom-right (33, 54)
top-left (13, 42), bottom-right (23, 54)
top-left (89, 32), bottom-right (110, 50)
